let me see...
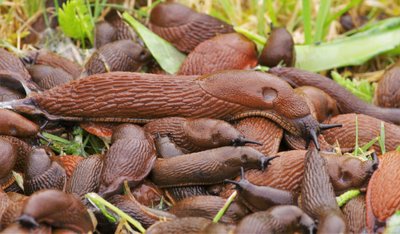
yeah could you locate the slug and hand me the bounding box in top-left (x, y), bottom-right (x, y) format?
top-left (234, 205), bottom-right (315, 234)
top-left (146, 217), bottom-right (212, 234)
top-left (366, 151), bottom-right (400, 232)
top-left (323, 113), bottom-right (400, 154)
top-left (18, 189), bottom-right (94, 233)
top-left (27, 65), bottom-right (75, 90)
top-left (269, 66), bottom-right (400, 124)
top-left (149, 2), bottom-right (234, 53)
top-left (95, 21), bottom-right (117, 49)
top-left (131, 180), bottom-right (163, 207)
top-left (301, 147), bottom-right (347, 233)
top-left (169, 195), bottom-right (248, 224)
top-left (0, 109), bottom-right (39, 137)
top-left (283, 132), bottom-right (334, 151)
top-left (233, 117), bottom-right (282, 155)
top-left (144, 117), bottom-right (260, 153)
top-left (154, 134), bottom-right (186, 158)
top-left (178, 33), bottom-right (258, 75)
top-left (0, 191), bottom-right (28, 228)
top-left (0, 49), bottom-right (31, 81)
top-left (150, 146), bottom-right (277, 188)
top-left (0, 139), bottom-right (17, 192)
top-left (52, 155), bottom-right (84, 178)
top-left (259, 27), bottom-right (295, 67)
top-left (84, 40), bottom-right (150, 76)
top-left (99, 124), bottom-right (156, 197)
top-left (66, 155), bottom-right (103, 199)
top-left (5, 70), bottom-right (332, 146)
top-left (342, 195), bottom-right (367, 234)
top-left (376, 62), bottom-right (400, 108)
top-left (23, 148), bottom-right (67, 195)
top-left (0, 135), bottom-right (32, 173)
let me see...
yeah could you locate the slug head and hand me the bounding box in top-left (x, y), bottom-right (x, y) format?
top-left (223, 147), bottom-right (278, 171)
top-left (114, 40), bottom-right (151, 63)
top-left (94, 21), bottom-right (117, 48)
top-left (268, 206), bottom-right (316, 232)
top-left (259, 27), bottom-right (295, 67)
top-left (150, 2), bottom-right (195, 27)
top-left (184, 118), bottom-right (260, 149)
top-left (224, 167), bottom-right (251, 191)
top-left (25, 148), bottom-right (51, 180)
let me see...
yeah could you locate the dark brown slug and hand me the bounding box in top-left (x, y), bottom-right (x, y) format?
top-left (342, 195), bottom-right (366, 234)
top-left (23, 148), bottom-right (67, 195)
top-left (27, 65), bottom-right (75, 90)
top-left (0, 135), bottom-right (32, 173)
top-left (100, 124), bottom-right (156, 197)
top-left (0, 139), bottom-right (17, 192)
top-left (144, 117), bottom-right (260, 153)
top-left (234, 205), bottom-right (315, 234)
top-left (150, 146), bottom-right (277, 188)
top-left (149, 2), bottom-right (234, 53)
top-left (18, 189), bottom-right (94, 233)
top-left (0, 48), bottom-right (31, 81)
top-left (178, 33), bottom-right (258, 75)
top-left (301, 147), bottom-right (347, 233)
top-left (376, 62), bottom-right (400, 108)
top-left (6, 70), bottom-right (329, 144)
top-left (146, 217), bottom-right (212, 234)
top-left (323, 113), bottom-right (400, 153)
top-left (269, 67), bottom-right (400, 124)
top-left (0, 192), bottom-right (28, 228)
top-left (259, 27), bottom-right (295, 67)
top-left (169, 195), bottom-right (248, 224)
top-left (0, 109), bottom-right (39, 137)
top-left (84, 40), bottom-right (150, 76)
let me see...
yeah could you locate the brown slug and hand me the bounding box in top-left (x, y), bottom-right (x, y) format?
top-left (52, 155), bottom-right (84, 178)
top-left (144, 117), bottom-right (260, 153)
top-left (233, 117), bottom-right (282, 155)
top-left (27, 65), bottom-right (75, 90)
top-left (234, 205), bottom-right (315, 234)
top-left (323, 113), bottom-right (400, 153)
top-left (154, 134), bottom-right (186, 158)
top-left (0, 135), bottom-right (32, 173)
top-left (146, 217), bottom-right (212, 234)
top-left (66, 155), bottom-right (103, 199)
top-left (150, 146), bottom-right (277, 188)
top-left (269, 66), bottom-right (400, 124)
top-left (342, 195), bottom-right (367, 234)
top-left (84, 40), bottom-right (150, 76)
top-left (301, 147), bottom-right (347, 233)
top-left (169, 195), bottom-right (248, 224)
top-left (99, 124), bottom-right (156, 197)
top-left (18, 189), bottom-right (94, 233)
top-left (6, 70), bottom-right (333, 145)
top-left (376, 62), bottom-right (400, 108)
top-left (0, 139), bottom-right (18, 192)
top-left (0, 109), bottom-right (39, 137)
top-left (0, 48), bottom-right (31, 81)
top-left (149, 2), bottom-right (234, 53)
top-left (95, 21), bottom-right (117, 49)
top-left (178, 33), bottom-right (258, 75)
top-left (23, 148), bottom-right (67, 195)
top-left (131, 180), bottom-right (163, 207)
top-left (0, 192), bottom-right (28, 228)
top-left (283, 132), bottom-right (334, 151)
top-left (259, 27), bottom-right (296, 67)
top-left (366, 151), bottom-right (400, 232)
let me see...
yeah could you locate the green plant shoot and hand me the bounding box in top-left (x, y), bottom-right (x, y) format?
top-left (336, 189), bottom-right (360, 207)
top-left (213, 190), bottom-right (237, 223)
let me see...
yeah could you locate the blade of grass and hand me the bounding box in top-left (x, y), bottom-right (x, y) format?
top-left (213, 190), bottom-right (237, 223)
top-left (218, 0), bottom-right (237, 25)
top-left (325, 0), bottom-right (362, 27)
top-left (257, 0), bottom-right (267, 36)
top-left (379, 122), bottom-right (386, 154)
top-left (122, 12), bottom-right (186, 74)
top-left (234, 26), bottom-right (266, 47)
top-left (331, 71), bottom-right (374, 103)
top-left (336, 189), bottom-right (360, 207)
top-left (314, 0), bottom-right (331, 43)
top-left (266, 0), bottom-right (277, 27)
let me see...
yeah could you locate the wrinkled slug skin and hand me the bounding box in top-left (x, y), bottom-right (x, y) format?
top-left (149, 2), bottom-right (234, 53)
top-left (269, 67), bottom-right (400, 124)
top-left (233, 117), bottom-right (282, 155)
top-left (376, 64), bottom-right (400, 108)
top-left (146, 217), bottom-right (212, 234)
top-left (367, 151), bottom-right (400, 231)
top-left (283, 132), bottom-right (334, 151)
top-left (100, 124), bottom-right (156, 197)
top-left (0, 135), bottom-right (32, 173)
top-left (323, 113), bottom-right (400, 153)
top-left (0, 48), bottom-right (31, 80)
top-left (342, 195), bottom-right (366, 234)
top-left (28, 65), bottom-right (74, 90)
top-left (178, 33), bottom-right (258, 75)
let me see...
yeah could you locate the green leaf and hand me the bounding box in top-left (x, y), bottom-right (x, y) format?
top-left (122, 12), bottom-right (186, 74)
top-left (302, 0), bottom-right (313, 44)
top-left (314, 0), bottom-right (331, 43)
top-left (331, 71), bottom-right (374, 103)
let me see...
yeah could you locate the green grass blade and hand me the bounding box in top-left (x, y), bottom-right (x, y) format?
top-left (213, 191), bottom-right (237, 223)
top-left (359, 136), bottom-right (379, 153)
top-left (266, 0), bottom-right (277, 27)
top-left (122, 12), bottom-right (186, 74)
top-left (302, 0), bottom-right (312, 44)
top-left (257, 0), bottom-right (267, 36)
top-left (336, 189), bottom-right (360, 207)
top-left (325, 0), bottom-right (362, 27)
top-left (234, 26), bottom-right (266, 49)
top-left (314, 0), bottom-right (331, 43)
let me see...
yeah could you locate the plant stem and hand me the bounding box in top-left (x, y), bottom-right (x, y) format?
top-left (302, 0), bottom-right (312, 44)
top-left (336, 189), bottom-right (360, 207)
top-left (213, 190), bottom-right (237, 223)
top-left (266, 0), bottom-right (277, 27)
top-left (234, 26), bottom-right (266, 47)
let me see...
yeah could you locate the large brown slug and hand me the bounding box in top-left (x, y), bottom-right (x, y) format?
top-left (23, 148), bottom-right (67, 195)
top-left (151, 146), bottom-right (276, 188)
top-left (301, 147), bottom-right (347, 233)
top-left (149, 2), bottom-right (234, 53)
top-left (178, 33), bottom-right (258, 75)
top-left (84, 40), bottom-right (150, 76)
top-left (323, 113), bottom-right (400, 153)
top-left (259, 27), bottom-right (296, 67)
top-left (376, 63), bottom-right (400, 108)
top-left (0, 139), bottom-right (17, 192)
top-left (6, 70), bottom-right (329, 144)
top-left (100, 124), bottom-right (156, 197)
top-left (234, 205), bottom-right (315, 234)
top-left (269, 67), bottom-right (400, 124)
top-left (342, 195), bottom-right (367, 234)
top-left (0, 49), bottom-right (31, 81)
top-left (18, 190), bottom-right (94, 233)
top-left (0, 109), bottom-right (39, 137)
top-left (145, 117), bottom-right (260, 153)
top-left (146, 217), bottom-right (212, 234)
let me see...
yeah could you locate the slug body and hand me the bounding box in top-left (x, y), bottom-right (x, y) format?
top-left (178, 33), bottom-right (258, 75)
top-left (19, 189), bottom-right (94, 233)
top-left (0, 49), bottom-right (31, 81)
top-left (146, 217), bottom-right (212, 234)
top-left (0, 139), bottom-right (17, 191)
top-left (27, 65), bottom-right (75, 90)
top-left (342, 195), bottom-right (367, 234)
top-left (149, 2), bottom-right (234, 53)
top-left (376, 63), bottom-right (400, 108)
top-left (259, 27), bottom-right (296, 67)
top-left (100, 124), bottom-right (156, 197)
top-left (301, 147), bottom-right (347, 233)
top-left (0, 109), bottom-right (38, 137)
top-left (15, 70), bottom-right (319, 142)
top-left (0, 135), bottom-right (32, 173)
top-left (52, 155), bottom-right (84, 178)
top-left (269, 67), bottom-right (400, 124)
top-left (151, 146), bottom-right (274, 188)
